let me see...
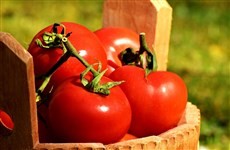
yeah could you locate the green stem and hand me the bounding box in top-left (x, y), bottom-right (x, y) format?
top-left (36, 51), bottom-right (71, 80)
top-left (35, 23), bottom-right (123, 99)
top-left (36, 34), bottom-right (100, 102)
top-left (36, 75), bottom-right (51, 102)
top-left (36, 49), bottom-right (72, 103)
top-left (119, 33), bottom-right (158, 75)
top-left (59, 36), bottom-right (99, 76)
top-left (139, 33), bottom-right (149, 54)
top-left (139, 33), bottom-right (158, 75)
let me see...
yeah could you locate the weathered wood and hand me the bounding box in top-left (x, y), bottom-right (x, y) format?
top-left (35, 143), bottom-right (105, 150)
top-left (103, 0), bottom-right (172, 71)
top-left (0, 32), bottom-right (38, 149)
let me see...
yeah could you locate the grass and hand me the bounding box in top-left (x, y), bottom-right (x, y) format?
top-left (168, 1), bottom-right (230, 149)
top-left (1, 0), bottom-right (104, 47)
top-left (1, 0), bottom-right (229, 149)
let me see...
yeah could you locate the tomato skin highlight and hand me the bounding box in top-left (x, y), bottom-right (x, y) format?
top-left (48, 75), bottom-right (132, 144)
top-left (94, 27), bottom-right (139, 75)
top-left (28, 22), bottom-right (107, 89)
top-left (109, 66), bottom-right (187, 137)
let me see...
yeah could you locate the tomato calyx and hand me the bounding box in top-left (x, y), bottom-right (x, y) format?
top-left (119, 33), bottom-right (158, 76)
top-left (35, 23), bottom-right (123, 102)
top-left (81, 63), bottom-right (124, 95)
top-left (36, 23), bottom-right (72, 51)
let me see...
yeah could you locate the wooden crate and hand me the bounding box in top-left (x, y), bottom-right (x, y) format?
top-left (0, 0), bottom-right (200, 149)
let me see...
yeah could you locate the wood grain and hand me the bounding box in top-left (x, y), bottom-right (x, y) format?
top-left (0, 32), bottom-right (38, 149)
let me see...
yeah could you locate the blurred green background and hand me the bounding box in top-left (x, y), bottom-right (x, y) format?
top-left (1, 0), bottom-right (229, 149)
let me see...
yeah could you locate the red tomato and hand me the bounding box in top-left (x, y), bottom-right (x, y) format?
top-left (48, 75), bottom-right (132, 144)
top-left (94, 27), bottom-right (139, 75)
top-left (37, 102), bottom-right (55, 143)
top-left (109, 66), bottom-right (187, 137)
top-left (38, 117), bottom-right (54, 143)
top-left (28, 22), bottom-right (107, 90)
top-left (0, 110), bottom-right (14, 135)
top-left (118, 133), bottom-right (137, 142)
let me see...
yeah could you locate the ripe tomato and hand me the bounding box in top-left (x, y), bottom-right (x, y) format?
top-left (38, 116), bottom-right (54, 143)
top-left (48, 75), bottom-right (132, 144)
top-left (109, 66), bottom-right (187, 137)
top-left (94, 27), bottom-right (139, 75)
top-left (37, 101), bottom-right (55, 143)
top-left (28, 22), bottom-right (107, 89)
top-left (0, 109), bottom-right (14, 135)
top-left (118, 133), bottom-right (137, 142)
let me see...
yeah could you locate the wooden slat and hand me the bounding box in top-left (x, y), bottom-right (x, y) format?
top-left (0, 32), bottom-right (38, 149)
top-left (103, 0), bottom-right (172, 71)
top-left (35, 143), bottom-right (105, 150)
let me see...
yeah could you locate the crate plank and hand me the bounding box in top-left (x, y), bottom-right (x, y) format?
top-left (0, 32), bottom-right (38, 149)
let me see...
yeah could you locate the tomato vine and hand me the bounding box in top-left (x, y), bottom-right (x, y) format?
top-left (35, 23), bottom-right (123, 103)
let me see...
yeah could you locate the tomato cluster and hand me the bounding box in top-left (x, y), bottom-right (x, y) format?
top-left (28, 22), bottom-right (187, 144)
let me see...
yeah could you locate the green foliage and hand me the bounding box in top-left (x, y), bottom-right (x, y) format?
top-left (1, 0), bottom-right (229, 149)
top-left (168, 1), bottom-right (230, 149)
top-left (1, 0), bottom-right (103, 48)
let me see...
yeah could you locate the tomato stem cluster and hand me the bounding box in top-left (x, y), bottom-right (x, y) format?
top-left (35, 23), bottom-right (123, 102)
top-left (119, 33), bottom-right (158, 76)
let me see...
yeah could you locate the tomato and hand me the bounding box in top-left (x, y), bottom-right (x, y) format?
top-left (47, 75), bottom-right (132, 144)
top-left (37, 101), bottom-right (55, 143)
top-left (38, 117), bottom-right (54, 143)
top-left (94, 27), bottom-right (139, 75)
top-left (118, 133), bottom-right (137, 142)
top-left (109, 66), bottom-right (187, 137)
top-left (28, 22), bottom-right (107, 90)
top-left (0, 109), bottom-right (14, 135)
